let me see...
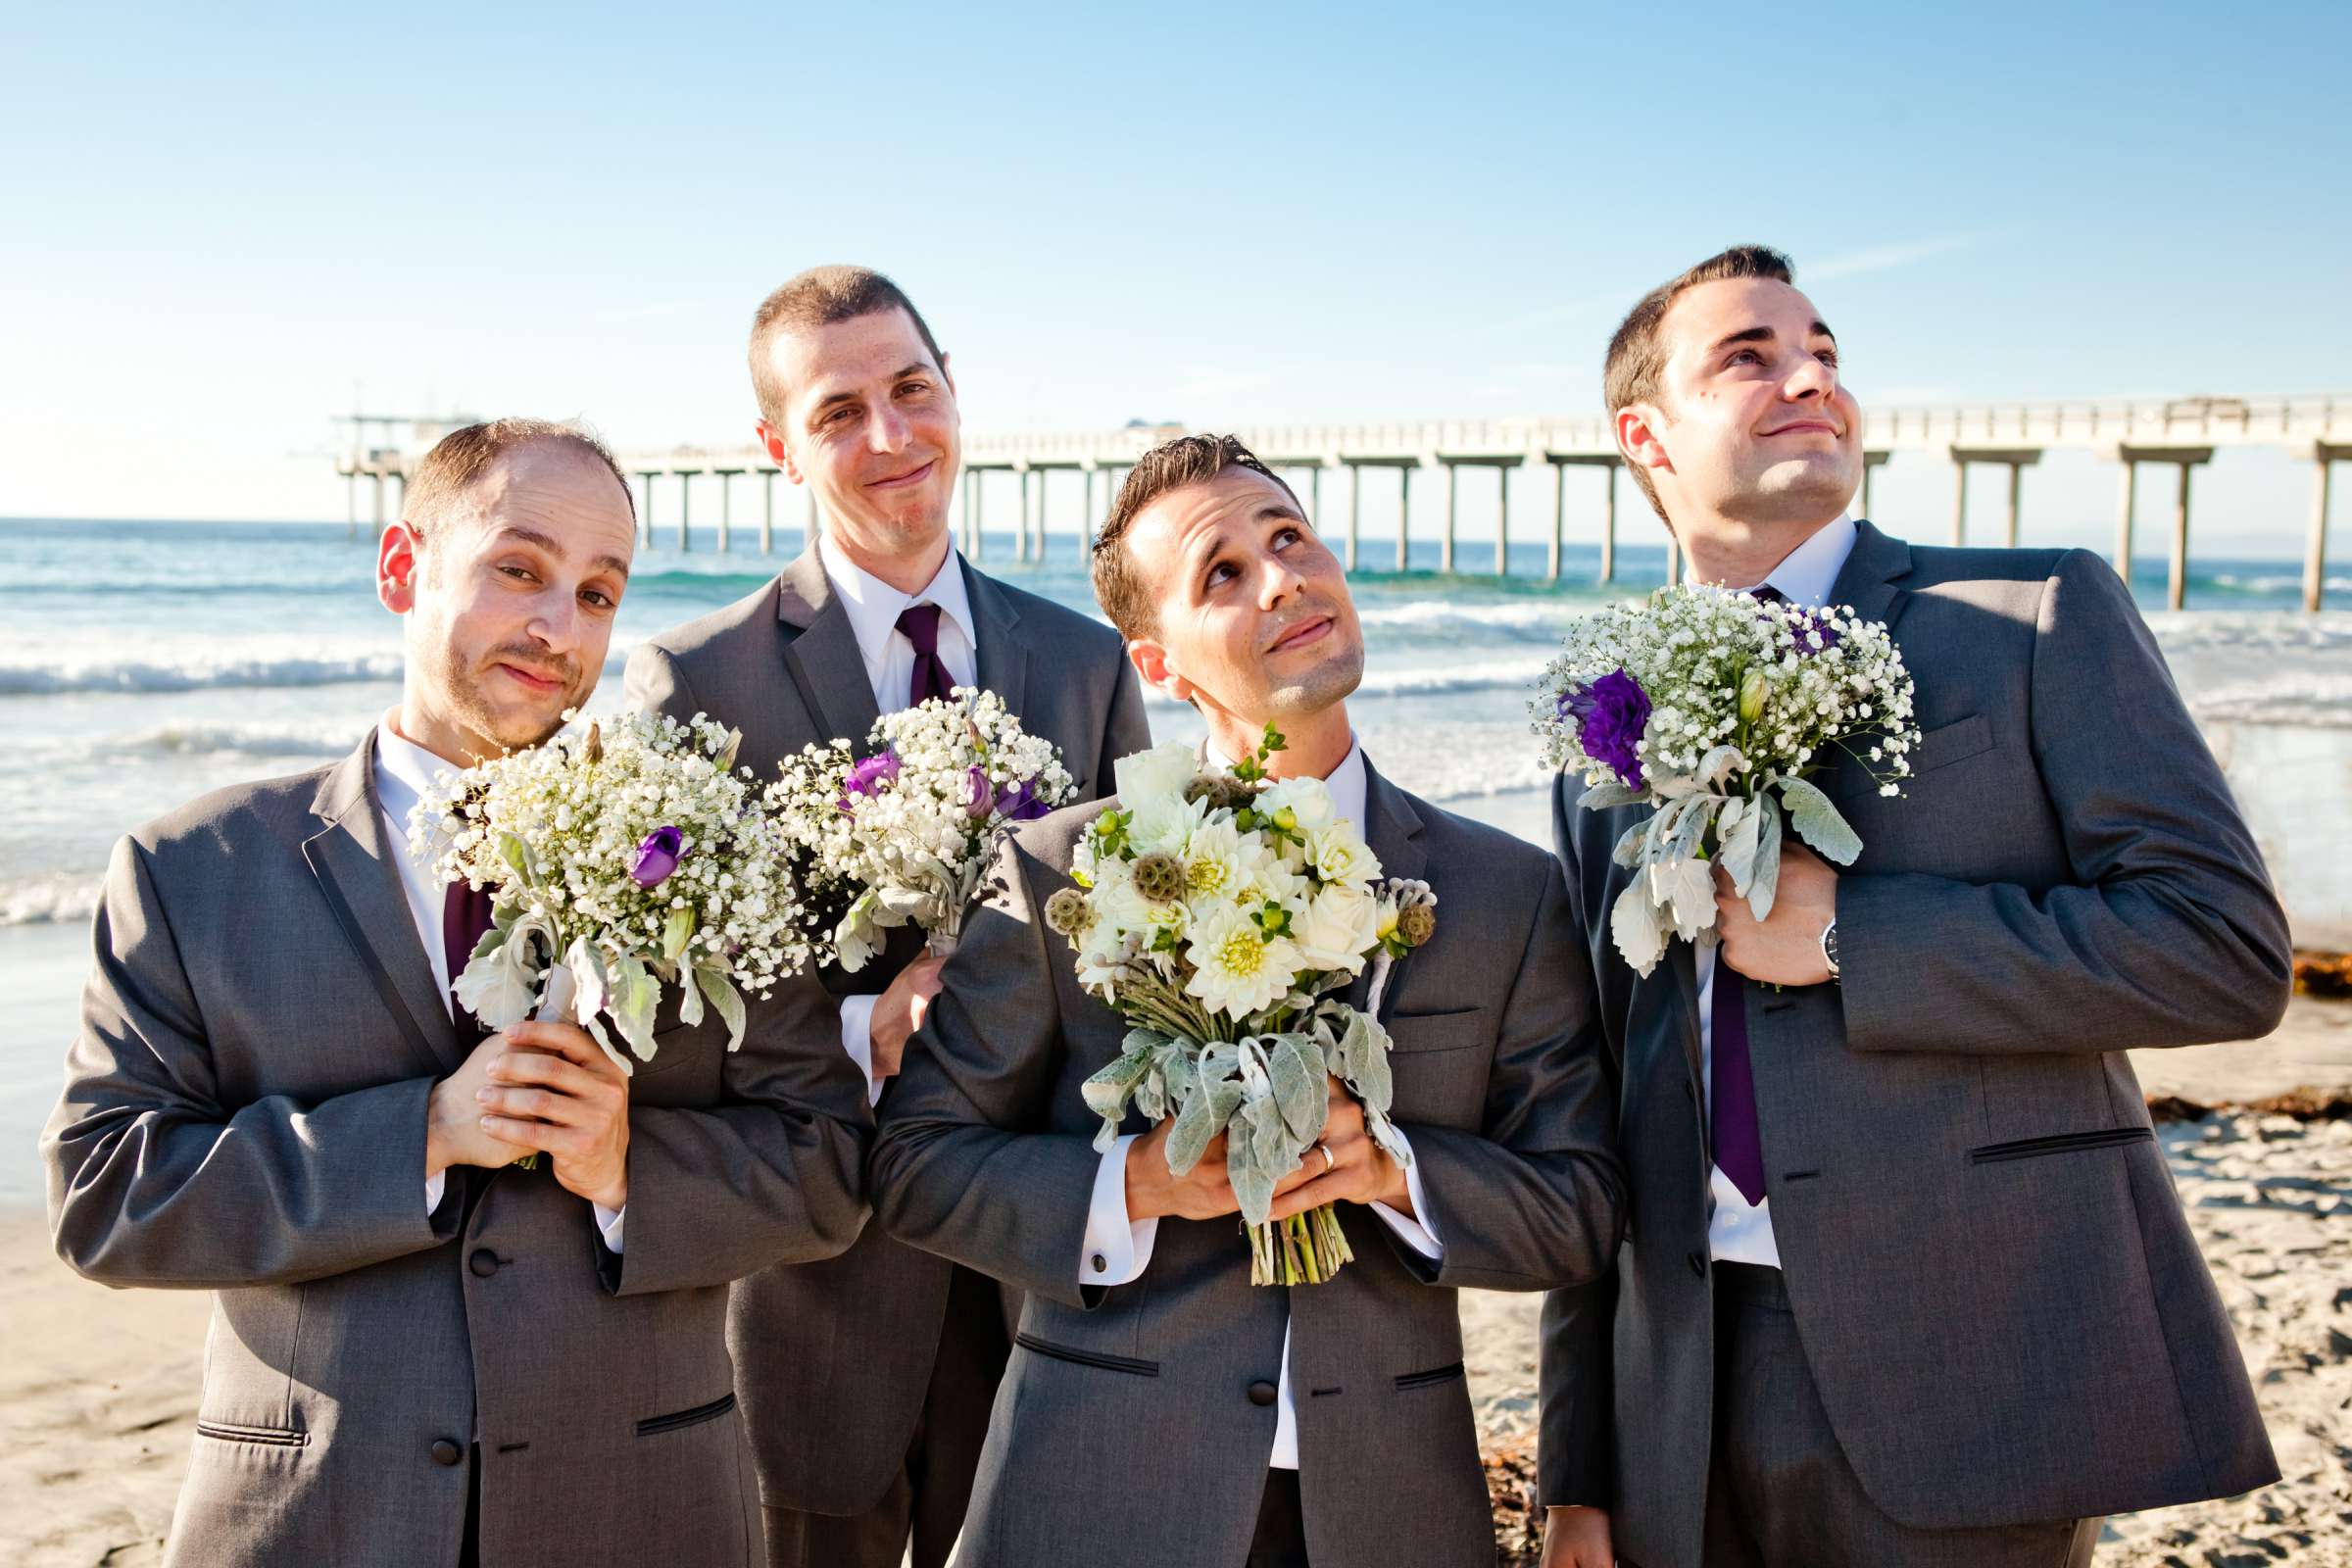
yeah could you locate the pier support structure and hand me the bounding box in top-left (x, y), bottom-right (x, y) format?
top-left (2305, 442), bottom-right (2348, 612)
top-left (635, 472), bottom-right (658, 547)
top-left (673, 471), bottom-right (697, 552)
top-left (1858, 449), bottom-right (1891, 523)
top-left (713, 468), bottom-right (742, 553)
top-left (760, 469), bottom-right (776, 554)
top-left (1547, 453), bottom-right (1624, 584)
top-left (2108, 445), bottom-right (2215, 611)
top-left (1436, 454), bottom-right (1521, 575)
top-left (1948, 446), bottom-right (2042, 547)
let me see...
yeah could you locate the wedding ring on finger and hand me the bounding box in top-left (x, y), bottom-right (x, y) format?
top-left (1316, 1142), bottom-right (1335, 1174)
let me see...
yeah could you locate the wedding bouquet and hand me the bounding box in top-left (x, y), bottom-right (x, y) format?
top-left (1532, 584), bottom-right (1920, 976)
top-left (772, 686), bottom-right (1075, 969)
top-left (411, 709), bottom-right (812, 1087)
top-left (1053, 729), bottom-right (1436, 1286)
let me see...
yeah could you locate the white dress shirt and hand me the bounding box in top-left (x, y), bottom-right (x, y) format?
top-left (1698, 514), bottom-right (1857, 1267)
top-left (375, 713), bottom-right (626, 1251)
top-left (1079, 738), bottom-right (1443, 1469)
top-left (815, 535), bottom-right (979, 1102)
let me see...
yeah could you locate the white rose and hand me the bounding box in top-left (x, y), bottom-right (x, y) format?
top-left (1293, 883), bottom-right (1381, 973)
top-left (1113, 743), bottom-right (1200, 807)
top-left (1305, 824), bottom-right (1380, 886)
top-left (1255, 776), bottom-right (1336, 833)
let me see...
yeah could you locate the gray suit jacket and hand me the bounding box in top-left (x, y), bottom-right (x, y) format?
top-left (41, 736), bottom-right (873, 1568)
top-left (1539, 522), bottom-right (2290, 1568)
top-left (871, 759), bottom-right (1626, 1568)
top-left (623, 545), bottom-right (1150, 1514)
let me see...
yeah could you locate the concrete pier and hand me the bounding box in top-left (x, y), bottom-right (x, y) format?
top-left (338, 393), bottom-right (2346, 607)
top-left (760, 469), bottom-right (776, 554)
top-left (713, 468), bottom-right (742, 553)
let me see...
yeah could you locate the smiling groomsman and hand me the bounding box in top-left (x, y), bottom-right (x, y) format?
top-left (44, 418), bottom-right (873, 1567)
top-left (625, 267), bottom-right (1150, 1568)
top-left (1537, 246), bottom-right (2291, 1568)
top-left (868, 433), bottom-right (1624, 1568)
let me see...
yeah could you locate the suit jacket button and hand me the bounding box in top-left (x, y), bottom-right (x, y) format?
top-left (468, 1248), bottom-right (499, 1278)
top-left (1248, 1380), bottom-right (1279, 1407)
top-left (430, 1439), bottom-right (464, 1467)
top-left (1688, 1250), bottom-right (1707, 1279)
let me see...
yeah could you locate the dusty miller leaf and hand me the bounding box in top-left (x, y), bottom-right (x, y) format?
top-left (1777, 775), bottom-right (1863, 866)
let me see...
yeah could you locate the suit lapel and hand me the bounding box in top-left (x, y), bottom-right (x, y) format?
top-left (1354, 757), bottom-right (1426, 1025)
top-left (300, 738), bottom-right (465, 1077)
top-left (774, 547), bottom-right (884, 748)
top-left (963, 558), bottom-right (1032, 725)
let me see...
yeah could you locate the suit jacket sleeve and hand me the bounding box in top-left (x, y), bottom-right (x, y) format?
top-left (1096, 658), bottom-right (1152, 794)
top-left (607, 634), bottom-right (873, 1294)
top-left (1837, 551), bottom-right (2294, 1055)
top-left (605, 976), bottom-right (874, 1296)
top-left (1538, 775), bottom-right (1618, 1508)
top-left (1391, 858), bottom-right (1624, 1294)
top-left (44, 835), bottom-right (463, 1289)
top-left (868, 833), bottom-right (1102, 1309)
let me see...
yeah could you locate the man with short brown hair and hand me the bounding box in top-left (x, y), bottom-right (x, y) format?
top-left (45, 418), bottom-right (873, 1567)
top-left (628, 266), bottom-right (1150, 1568)
top-left (872, 432), bottom-right (1624, 1567)
top-left (1538, 248), bottom-right (2289, 1568)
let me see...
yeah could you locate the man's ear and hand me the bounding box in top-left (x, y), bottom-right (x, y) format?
top-left (377, 522), bottom-right (422, 614)
top-left (756, 420), bottom-right (802, 484)
top-left (1126, 637), bottom-right (1195, 707)
top-left (1617, 404), bottom-right (1673, 482)
top-left (938, 351), bottom-right (956, 401)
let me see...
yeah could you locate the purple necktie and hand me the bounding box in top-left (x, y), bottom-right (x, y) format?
top-left (896, 603), bottom-right (954, 708)
top-left (442, 880), bottom-right (496, 1039)
top-left (1709, 583), bottom-right (1781, 1206)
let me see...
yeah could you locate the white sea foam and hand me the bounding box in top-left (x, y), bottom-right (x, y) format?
top-left (0, 871), bottom-right (99, 927)
top-left (0, 650), bottom-right (406, 697)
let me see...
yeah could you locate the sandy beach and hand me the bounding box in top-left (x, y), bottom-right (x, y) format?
top-left (6, 1005), bottom-right (2345, 1567)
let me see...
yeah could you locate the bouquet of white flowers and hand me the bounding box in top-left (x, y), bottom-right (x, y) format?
top-left (1532, 584), bottom-right (1920, 976)
top-left (772, 686), bottom-right (1076, 970)
top-left (411, 709), bottom-right (812, 1083)
top-left (1052, 728), bottom-right (1437, 1287)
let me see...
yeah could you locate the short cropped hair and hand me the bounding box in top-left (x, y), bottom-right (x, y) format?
top-left (1603, 245), bottom-right (1796, 519)
top-left (747, 266), bottom-right (946, 428)
top-left (1090, 433), bottom-right (1301, 641)
top-left (403, 418), bottom-right (634, 549)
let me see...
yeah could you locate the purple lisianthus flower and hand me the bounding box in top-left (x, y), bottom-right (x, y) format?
top-left (629, 826), bottom-right (684, 888)
top-left (837, 749), bottom-right (903, 812)
top-left (994, 777), bottom-right (1051, 822)
top-left (1558, 668), bottom-right (1651, 788)
top-left (962, 764), bottom-right (995, 820)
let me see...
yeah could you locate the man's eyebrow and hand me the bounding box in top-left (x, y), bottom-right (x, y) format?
top-left (492, 525), bottom-right (630, 579)
top-left (1709, 325), bottom-right (1776, 355)
top-left (807, 364), bottom-right (933, 420)
top-left (1258, 503), bottom-right (1306, 524)
top-left (1810, 318), bottom-right (1836, 343)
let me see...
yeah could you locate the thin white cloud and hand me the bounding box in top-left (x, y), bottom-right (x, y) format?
top-left (595, 298), bottom-right (710, 325)
top-left (1807, 234), bottom-right (1988, 281)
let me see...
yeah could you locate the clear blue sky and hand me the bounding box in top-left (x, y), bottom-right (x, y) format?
top-left (5, 0), bottom-right (2348, 555)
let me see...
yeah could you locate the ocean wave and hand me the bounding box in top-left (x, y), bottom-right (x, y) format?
top-left (0, 871), bottom-right (98, 926)
top-left (1354, 600), bottom-right (1575, 632)
top-left (0, 651), bottom-right (407, 697)
top-left (1141, 655), bottom-right (1557, 710)
top-left (94, 720), bottom-right (362, 760)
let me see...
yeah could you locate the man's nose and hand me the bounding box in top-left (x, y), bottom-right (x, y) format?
top-left (528, 589), bottom-right (578, 651)
top-left (1257, 553), bottom-right (1306, 610)
top-left (867, 400), bottom-right (910, 453)
top-left (1783, 353), bottom-right (1837, 401)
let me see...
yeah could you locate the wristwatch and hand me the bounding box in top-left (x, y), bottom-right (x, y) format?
top-left (1819, 918), bottom-right (1841, 983)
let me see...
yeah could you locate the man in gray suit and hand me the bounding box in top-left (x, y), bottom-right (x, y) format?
top-left (1537, 247), bottom-right (2292, 1568)
top-left (43, 418), bottom-right (873, 1567)
top-left (870, 433), bottom-right (1625, 1567)
top-left (623, 267), bottom-right (1151, 1568)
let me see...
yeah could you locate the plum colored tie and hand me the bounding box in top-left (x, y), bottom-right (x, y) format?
top-left (896, 603), bottom-right (954, 707)
top-left (442, 880), bottom-right (496, 1039)
top-left (1709, 582), bottom-right (1781, 1206)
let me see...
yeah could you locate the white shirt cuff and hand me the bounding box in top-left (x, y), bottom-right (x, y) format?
top-left (1368, 1127), bottom-right (1443, 1259)
top-left (425, 1169), bottom-right (445, 1216)
top-left (1080, 1134), bottom-right (1159, 1287)
top-left (839, 993), bottom-right (885, 1105)
top-left (593, 1202), bottom-right (626, 1253)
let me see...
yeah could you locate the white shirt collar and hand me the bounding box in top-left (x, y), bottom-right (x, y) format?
top-left (1205, 734), bottom-right (1368, 827)
top-left (371, 710), bottom-right (458, 844)
top-left (1732, 513), bottom-right (1857, 608)
top-left (817, 532), bottom-right (974, 666)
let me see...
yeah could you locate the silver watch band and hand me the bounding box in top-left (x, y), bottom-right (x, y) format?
top-left (1820, 917), bottom-right (1841, 981)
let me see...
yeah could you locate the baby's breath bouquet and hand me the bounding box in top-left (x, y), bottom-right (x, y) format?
top-left (1532, 584), bottom-right (1920, 977)
top-left (412, 709), bottom-right (812, 1080)
top-left (773, 686), bottom-right (1075, 970)
top-left (1051, 728), bottom-right (1436, 1287)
